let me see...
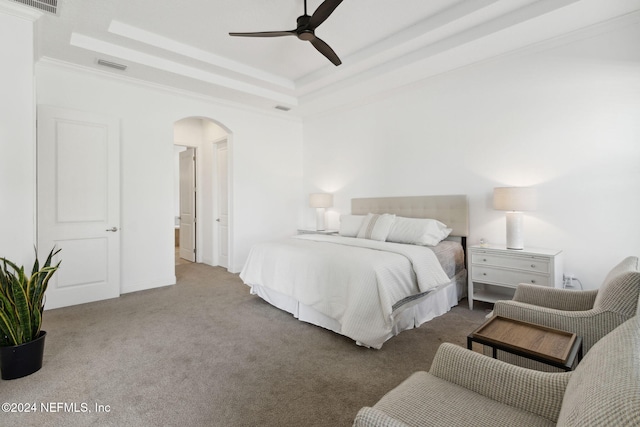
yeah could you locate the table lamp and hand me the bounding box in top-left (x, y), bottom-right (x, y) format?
top-left (493, 187), bottom-right (537, 250)
top-left (309, 193), bottom-right (333, 231)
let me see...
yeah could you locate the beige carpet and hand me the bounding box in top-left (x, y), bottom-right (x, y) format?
top-left (1, 262), bottom-right (491, 427)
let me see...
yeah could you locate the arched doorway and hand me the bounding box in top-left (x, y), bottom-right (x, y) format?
top-left (173, 117), bottom-right (232, 270)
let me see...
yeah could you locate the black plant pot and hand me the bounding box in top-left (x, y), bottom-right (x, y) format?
top-left (0, 331), bottom-right (46, 380)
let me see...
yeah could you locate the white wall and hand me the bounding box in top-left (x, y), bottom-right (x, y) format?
top-left (302, 21), bottom-right (640, 289)
top-left (36, 62), bottom-right (303, 294)
top-left (0, 11), bottom-right (36, 267)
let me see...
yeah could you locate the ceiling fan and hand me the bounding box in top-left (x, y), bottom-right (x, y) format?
top-left (229, 0), bottom-right (344, 66)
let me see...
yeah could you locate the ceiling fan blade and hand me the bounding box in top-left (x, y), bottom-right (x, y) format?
top-left (310, 37), bottom-right (342, 66)
top-left (308, 0), bottom-right (343, 29)
top-left (229, 30), bottom-right (296, 38)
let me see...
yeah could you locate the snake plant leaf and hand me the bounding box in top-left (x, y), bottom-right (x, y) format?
top-left (2, 258), bottom-right (21, 279)
top-left (28, 269), bottom-right (55, 336)
top-left (0, 309), bottom-right (19, 346)
top-left (0, 261), bottom-right (17, 345)
top-left (43, 247), bottom-right (61, 269)
top-left (12, 272), bottom-right (32, 343)
top-left (32, 266), bottom-right (58, 306)
top-left (0, 290), bottom-right (17, 322)
top-left (31, 251), bottom-right (40, 276)
top-left (0, 264), bottom-right (18, 323)
top-left (32, 304), bottom-right (42, 337)
top-left (1, 260), bottom-right (14, 299)
top-left (30, 248), bottom-right (61, 305)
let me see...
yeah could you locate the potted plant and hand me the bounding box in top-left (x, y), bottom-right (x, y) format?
top-left (0, 247), bottom-right (60, 380)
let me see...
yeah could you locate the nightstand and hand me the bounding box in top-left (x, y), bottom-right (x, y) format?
top-left (297, 229), bottom-right (338, 235)
top-left (468, 244), bottom-right (563, 310)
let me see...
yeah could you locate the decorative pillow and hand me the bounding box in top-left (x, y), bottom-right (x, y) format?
top-left (339, 215), bottom-right (366, 237)
top-left (357, 213), bottom-right (396, 241)
top-left (386, 217), bottom-right (452, 246)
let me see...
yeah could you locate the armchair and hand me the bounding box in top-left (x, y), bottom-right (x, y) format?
top-left (492, 256), bottom-right (639, 359)
top-left (353, 315), bottom-right (640, 427)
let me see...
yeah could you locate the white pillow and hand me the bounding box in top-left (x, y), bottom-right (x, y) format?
top-left (386, 217), bottom-right (452, 246)
top-left (339, 215), bottom-right (366, 237)
top-left (357, 213), bottom-right (396, 241)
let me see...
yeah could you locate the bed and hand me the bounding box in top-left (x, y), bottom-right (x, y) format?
top-left (240, 195), bottom-right (469, 349)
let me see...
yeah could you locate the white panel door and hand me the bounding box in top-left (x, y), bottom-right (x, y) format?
top-left (215, 141), bottom-right (228, 268)
top-left (179, 148), bottom-right (196, 262)
top-left (37, 106), bottom-right (120, 309)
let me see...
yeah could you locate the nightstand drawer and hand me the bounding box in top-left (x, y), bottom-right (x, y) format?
top-left (471, 253), bottom-right (550, 274)
top-left (472, 266), bottom-right (550, 287)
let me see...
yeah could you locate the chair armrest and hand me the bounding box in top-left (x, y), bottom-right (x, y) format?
top-left (492, 301), bottom-right (629, 351)
top-left (429, 343), bottom-right (570, 423)
top-left (512, 284), bottom-right (598, 310)
top-left (353, 407), bottom-right (411, 427)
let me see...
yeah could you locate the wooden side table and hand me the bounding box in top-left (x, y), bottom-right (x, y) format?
top-left (467, 316), bottom-right (583, 371)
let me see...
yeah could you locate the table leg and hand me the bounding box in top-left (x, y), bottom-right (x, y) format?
top-left (578, 344), bottom-right (583, 363)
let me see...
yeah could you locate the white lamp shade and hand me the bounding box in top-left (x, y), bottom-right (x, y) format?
top-left (309, 193), bottom-right (333, 208)
top-left (493, 187), bottom-right (537, 212)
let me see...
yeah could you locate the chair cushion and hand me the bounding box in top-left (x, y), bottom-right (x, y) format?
top-left (557, 315), bottom-right (640, 426)
top-left (600, 256), bottom-right (638, 287)
top-left (593, 256), bottom-right (640, 315)
top-left (372, 372), bottom-right (554, 427)
top-left (354, 407), bottom-right (411, 427)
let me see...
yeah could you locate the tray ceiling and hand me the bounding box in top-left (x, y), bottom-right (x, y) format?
top-left (9, 0), bottom-right (640, 116)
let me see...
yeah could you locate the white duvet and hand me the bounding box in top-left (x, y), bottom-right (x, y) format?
top-left (239, 234), bottom-right (451, 348)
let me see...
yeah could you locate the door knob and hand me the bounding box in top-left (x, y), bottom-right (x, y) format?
top-left (106, 227), bottom-right (118, 232)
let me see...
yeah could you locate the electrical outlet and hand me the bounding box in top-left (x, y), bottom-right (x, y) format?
top-left (563, 273), bottom-right (574, 288)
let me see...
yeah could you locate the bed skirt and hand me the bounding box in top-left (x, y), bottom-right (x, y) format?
top-left (249, 269), bottom-right (467, 348)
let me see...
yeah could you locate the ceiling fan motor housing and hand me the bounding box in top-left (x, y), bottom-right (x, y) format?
top-left (296, 15), bottom-right (315, 40)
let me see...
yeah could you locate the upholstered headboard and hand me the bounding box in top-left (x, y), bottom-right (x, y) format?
top-left (351, 195), bottom-right (469, 237)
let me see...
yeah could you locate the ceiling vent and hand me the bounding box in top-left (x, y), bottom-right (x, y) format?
top-left (97, 59), bottom-right (127, 71)
top-left (11, 0), bottom-right (58, 15)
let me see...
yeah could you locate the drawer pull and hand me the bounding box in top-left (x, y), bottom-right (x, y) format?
top-left (531, 264), bottom-right (536, 268)
top-left (483, 258), bottom-right (487, 262)
top-left (531, 280), bottom-right (536, 284)
top-left (483, 273), bottom-right (487, 276)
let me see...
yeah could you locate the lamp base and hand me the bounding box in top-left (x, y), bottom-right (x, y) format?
top-left (505, 211), bottom-right (524, 250)
top-left (315, 208), bottom-right (326, 231)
